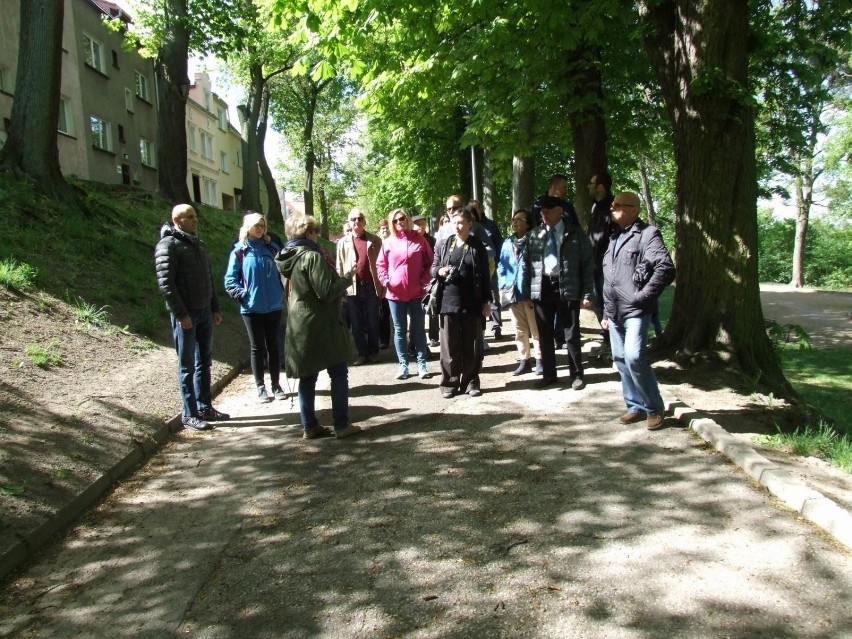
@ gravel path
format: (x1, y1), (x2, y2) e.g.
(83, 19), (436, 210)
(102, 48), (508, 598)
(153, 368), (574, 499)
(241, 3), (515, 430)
(1, 340), (850, 638)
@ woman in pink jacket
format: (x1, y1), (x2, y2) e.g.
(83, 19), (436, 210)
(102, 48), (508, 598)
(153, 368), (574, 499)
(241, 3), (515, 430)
(376, 208), (434, 380)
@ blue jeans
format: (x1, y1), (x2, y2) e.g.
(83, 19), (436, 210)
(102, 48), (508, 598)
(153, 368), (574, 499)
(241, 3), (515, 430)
(608, 315), (664, 414)
(298, 361), (349, 431)
(170, 307), (214, 419)
(388, 299), (428, 367)
(348, 284), (380, 357)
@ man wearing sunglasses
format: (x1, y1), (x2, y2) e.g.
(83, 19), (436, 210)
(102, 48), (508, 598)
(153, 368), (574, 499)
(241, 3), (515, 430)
(336, 208), (384, 365)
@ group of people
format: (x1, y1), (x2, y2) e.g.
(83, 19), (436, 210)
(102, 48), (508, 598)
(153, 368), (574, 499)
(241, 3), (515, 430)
(154, 174), (674, 438)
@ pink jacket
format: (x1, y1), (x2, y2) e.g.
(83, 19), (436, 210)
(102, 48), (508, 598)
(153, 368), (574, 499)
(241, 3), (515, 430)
(376, 231), (434, 302)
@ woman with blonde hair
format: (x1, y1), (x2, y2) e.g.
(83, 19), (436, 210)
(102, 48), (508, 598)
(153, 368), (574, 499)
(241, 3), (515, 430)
(224, 211), (286, 402)
(376, 208), (434, 379)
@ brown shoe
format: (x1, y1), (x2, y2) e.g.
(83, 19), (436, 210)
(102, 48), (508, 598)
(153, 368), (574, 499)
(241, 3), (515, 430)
(353, 356), (368, 366)
(303, 426), (333, 439)
(335, 424), (362, 439)
(619, 411), (644, 424)
(646, 413), (665, 430)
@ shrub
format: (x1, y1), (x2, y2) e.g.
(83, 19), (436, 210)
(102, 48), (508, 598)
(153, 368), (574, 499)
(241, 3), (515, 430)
(0, 258), (38, 291)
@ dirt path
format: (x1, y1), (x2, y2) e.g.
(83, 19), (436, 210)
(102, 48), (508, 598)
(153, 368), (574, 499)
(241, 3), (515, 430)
(759, 283), (852, 348)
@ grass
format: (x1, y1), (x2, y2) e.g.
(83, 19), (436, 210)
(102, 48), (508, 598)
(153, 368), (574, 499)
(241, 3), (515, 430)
(759, 421), (852, 473)
(25, 340), (63, 369)
(0, 257), (38, 291)
(70, 297), (112, 329)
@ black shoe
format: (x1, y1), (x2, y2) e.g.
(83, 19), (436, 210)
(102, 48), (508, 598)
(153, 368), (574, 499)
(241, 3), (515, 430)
(380, 342), (390, 350)
(198, 407), (230, 421)
(535, 359), (544, 375)
(182, 416), (212, 431)
(534, 376), (557, 389)
(493, 327), (502, 340)
(512, 359), (531, 376)
(571, 376), (586, 390)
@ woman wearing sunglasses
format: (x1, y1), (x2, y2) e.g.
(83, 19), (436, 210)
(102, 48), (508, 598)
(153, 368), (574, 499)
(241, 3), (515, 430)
(376, 208), (435, 380)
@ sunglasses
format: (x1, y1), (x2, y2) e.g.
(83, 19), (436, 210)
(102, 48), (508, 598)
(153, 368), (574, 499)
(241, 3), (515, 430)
(393, 217), (406, 223)
(446, 205), (461, 212)
(349, 216), (365, 222)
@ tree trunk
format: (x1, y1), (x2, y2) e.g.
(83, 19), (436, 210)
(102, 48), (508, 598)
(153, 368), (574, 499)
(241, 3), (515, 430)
(154, 0), (191, 204)
(639, 156), (657, 226)
(257, 86), (282, 223)
(301, 85), (318, 219)
(318, 186), (329, 239)
(238, 63), (265, 212)
(453, 106), (470, 199)
(0, 0), (68, 199)
(790, 145), (815, 288)
(638, 0), (793, 396)
(512, 116), (536, 213)
(482, 147), (496, 221)
(567, 47), (608, 230)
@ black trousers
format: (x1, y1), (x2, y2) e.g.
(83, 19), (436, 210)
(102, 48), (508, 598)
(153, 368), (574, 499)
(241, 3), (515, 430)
(438, 312), (484, 392)
(533, 277), (583, 380)
(242, 310), (282, 388)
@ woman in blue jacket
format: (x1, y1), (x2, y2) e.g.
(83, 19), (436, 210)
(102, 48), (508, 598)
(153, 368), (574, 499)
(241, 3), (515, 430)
(225, 212), (286, 402)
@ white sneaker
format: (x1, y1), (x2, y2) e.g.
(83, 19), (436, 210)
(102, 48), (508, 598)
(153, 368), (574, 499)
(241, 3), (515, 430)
(418, 363), (428, 379)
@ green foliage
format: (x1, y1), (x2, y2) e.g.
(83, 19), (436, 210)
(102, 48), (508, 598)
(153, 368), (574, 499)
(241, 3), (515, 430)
(759, 422), (852, 473)
(71, 298), (111, 330)
(0, 258), (38, 292)
(25, 340), (62, 369)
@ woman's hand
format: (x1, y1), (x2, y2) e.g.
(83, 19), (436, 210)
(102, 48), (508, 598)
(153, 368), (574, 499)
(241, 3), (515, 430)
(482, 302), (491, 318)
(438, 266), (450, 278)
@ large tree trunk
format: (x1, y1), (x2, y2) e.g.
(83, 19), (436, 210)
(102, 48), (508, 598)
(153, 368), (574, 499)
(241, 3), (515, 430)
(639, 156), (657, 226)
(256, 86), (281, 222)
(638, 0), (792, 396)
(155, 0), (191, 204)
(512, 116), (536, 213)
(568, 47), (608, 230)
(238, 63), (265, 212)
(0, 0), (68, 199)
(482, 147), (496, 221)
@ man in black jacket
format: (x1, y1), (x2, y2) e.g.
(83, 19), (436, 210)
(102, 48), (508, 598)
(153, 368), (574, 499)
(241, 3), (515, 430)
(588, 172), (615, 350)
(155, 204), (229, 431)
(601, 193), (675, 431)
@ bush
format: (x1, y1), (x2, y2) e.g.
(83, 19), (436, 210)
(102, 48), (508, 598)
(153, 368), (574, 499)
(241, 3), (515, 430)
(0, 258), (38, 291)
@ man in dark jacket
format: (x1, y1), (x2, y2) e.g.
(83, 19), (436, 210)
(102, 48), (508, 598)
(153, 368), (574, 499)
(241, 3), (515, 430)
(469, 199), (504, 339)
(155, 204), (229, 431)
(601, 193), (675, 431)
(524, 196), (594, 389)
(588, 172), (615, 349)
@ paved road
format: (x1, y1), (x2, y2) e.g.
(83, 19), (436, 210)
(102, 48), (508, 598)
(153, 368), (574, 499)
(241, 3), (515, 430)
(2, 341), (850, 638)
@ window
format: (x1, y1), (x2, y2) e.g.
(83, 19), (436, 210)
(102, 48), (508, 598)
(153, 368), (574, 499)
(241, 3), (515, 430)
(117, 124), (125, 143)
(82, 34), (106, 73)
(58, 97), (74, 135)
(0, 67), (12, 94)
(203, 89), (212, 112)
(203, 177), (217, 205)
(90, 115), (112, 151)
(188, 124), (197, 153)
(220, 151), (228, 172)
(125, 87), (134, 112)
(200, 131), (214, 160)
(140, 138), (154, 167)
(134, 71), (149, 102)
(111, 50), (119, 69)
(217, 108), (227, 130)
(235, 149), (242, 168)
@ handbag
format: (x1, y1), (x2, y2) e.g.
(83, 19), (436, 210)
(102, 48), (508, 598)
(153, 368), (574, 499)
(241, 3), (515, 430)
(499, 288), (516, 309)
(422, 277), (443, 317)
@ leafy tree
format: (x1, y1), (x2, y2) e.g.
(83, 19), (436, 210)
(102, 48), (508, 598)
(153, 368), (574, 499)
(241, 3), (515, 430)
(0, 0), (68, 199)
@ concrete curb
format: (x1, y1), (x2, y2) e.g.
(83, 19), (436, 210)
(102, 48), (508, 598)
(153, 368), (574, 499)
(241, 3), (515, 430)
(0, 361), (246, 583)
(664, 392), (852, 552)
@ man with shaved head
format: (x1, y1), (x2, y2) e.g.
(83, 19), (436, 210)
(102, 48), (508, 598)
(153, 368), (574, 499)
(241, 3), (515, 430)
(601, 192), (675, 431)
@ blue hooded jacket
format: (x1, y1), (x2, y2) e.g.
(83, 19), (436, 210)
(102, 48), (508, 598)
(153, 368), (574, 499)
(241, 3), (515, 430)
(224, 238), (285, 315)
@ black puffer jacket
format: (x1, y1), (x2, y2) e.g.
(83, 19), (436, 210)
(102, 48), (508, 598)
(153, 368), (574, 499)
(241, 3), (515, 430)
(602, 221), (675, 322)
(525, 222), (594, 303)
(154, 222), (220, 319)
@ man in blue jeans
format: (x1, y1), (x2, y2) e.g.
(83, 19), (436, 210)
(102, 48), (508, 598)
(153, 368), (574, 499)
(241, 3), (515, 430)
(601, 193), (675, 431)
(155, 204), (230, 431)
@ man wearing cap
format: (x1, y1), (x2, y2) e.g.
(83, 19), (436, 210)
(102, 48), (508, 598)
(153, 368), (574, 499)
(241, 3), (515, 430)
(602, 192), (675, 430)
(336, 208), (384, 365)
(524, 195), (593, 389)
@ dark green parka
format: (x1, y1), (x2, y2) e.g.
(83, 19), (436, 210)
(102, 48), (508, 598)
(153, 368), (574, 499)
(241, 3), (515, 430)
(276, 243), (356, 379)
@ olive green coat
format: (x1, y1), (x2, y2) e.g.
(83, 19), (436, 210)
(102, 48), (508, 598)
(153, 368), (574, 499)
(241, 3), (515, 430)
(276, 244), (356, 379)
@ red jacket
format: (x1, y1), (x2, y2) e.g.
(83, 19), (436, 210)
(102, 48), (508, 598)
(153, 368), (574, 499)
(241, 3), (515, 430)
(376, 231), (434, 302)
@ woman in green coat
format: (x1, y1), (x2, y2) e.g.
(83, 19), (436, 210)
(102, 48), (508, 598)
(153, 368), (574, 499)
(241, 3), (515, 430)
(276, 216), (361, 440)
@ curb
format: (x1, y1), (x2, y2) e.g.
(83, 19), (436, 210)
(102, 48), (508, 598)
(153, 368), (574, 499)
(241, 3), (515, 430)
(0, 360), (246, 583)
(664, 392), (852, 552)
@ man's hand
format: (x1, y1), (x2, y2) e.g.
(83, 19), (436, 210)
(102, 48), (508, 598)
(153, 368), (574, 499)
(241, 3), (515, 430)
(580, 298), (591, 309)
(213, 312), (222, 326)
(179, 316), (193, 330)
(482, 302), (491, 318)
(600, 319), (609, 330)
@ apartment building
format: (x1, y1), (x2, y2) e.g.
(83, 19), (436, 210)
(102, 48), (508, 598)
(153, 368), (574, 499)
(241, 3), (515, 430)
(0, 0), (159, 190)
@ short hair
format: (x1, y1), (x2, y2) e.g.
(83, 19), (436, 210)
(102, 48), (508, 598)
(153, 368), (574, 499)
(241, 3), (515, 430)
(285, 215), (318, 240)
(452, 207), (474, 225)
(239, 211), (266, 244)
(463, 203), (480, 221)
(548, 174), (568, 189)
(512, 208), (533, 228)
(594, 172), (613, 192)
(386, 208), (411, 232)
(171, 203), (195, 221)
